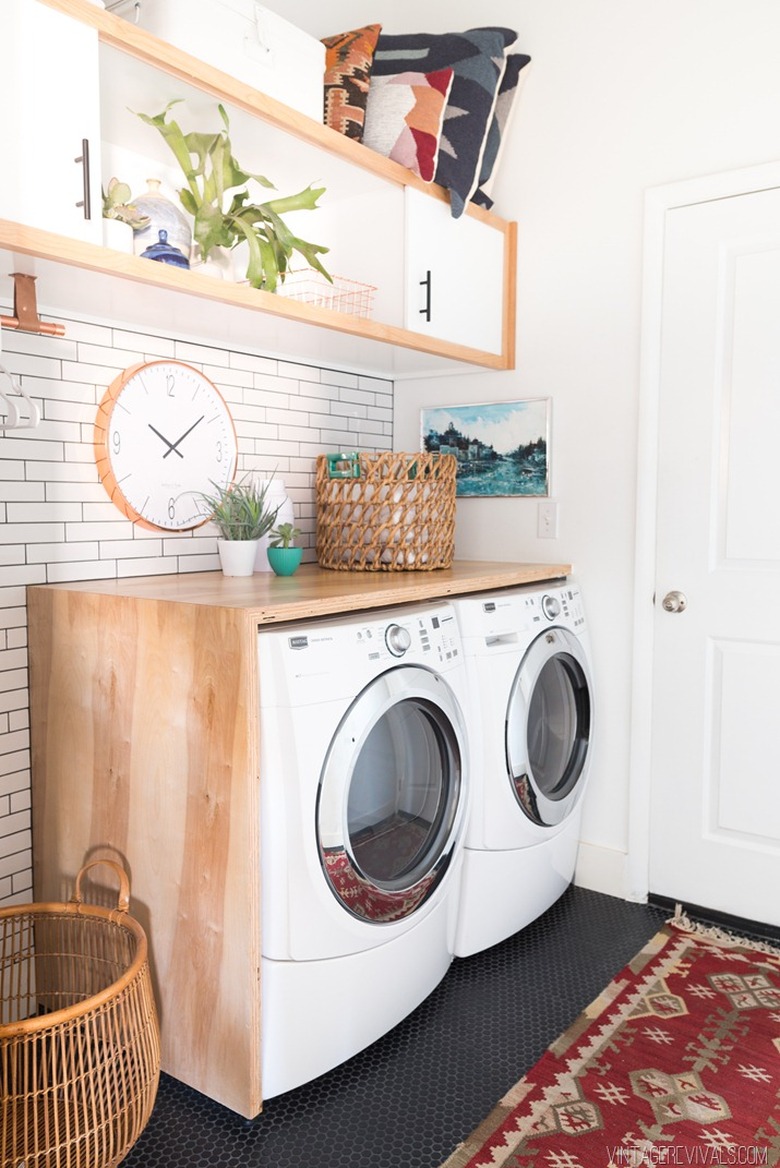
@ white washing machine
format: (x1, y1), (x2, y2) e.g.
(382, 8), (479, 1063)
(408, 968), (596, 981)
(257, 602), (470, 1098)
(452, 580), (593, 957)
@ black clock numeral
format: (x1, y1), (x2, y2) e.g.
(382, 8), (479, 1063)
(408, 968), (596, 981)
(168, 497), (176, 521)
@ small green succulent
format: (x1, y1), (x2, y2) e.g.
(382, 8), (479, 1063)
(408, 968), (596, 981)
(269, 522), (302, 549)
(101, 178), (151, 229)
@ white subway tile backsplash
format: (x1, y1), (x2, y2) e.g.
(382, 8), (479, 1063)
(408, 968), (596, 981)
(0, 310), (393, 903)
(3, 521), (68, 541)
(277, 360), (323, 383)
(0, 652), (28, 678)
(0, 686), (25, 714)
(26, 542), (101, 564)
(0, 565), (47, 589)
(46, 560), (119, 584)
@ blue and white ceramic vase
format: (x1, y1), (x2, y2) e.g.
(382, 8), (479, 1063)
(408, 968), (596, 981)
(132, 178), (192, 267)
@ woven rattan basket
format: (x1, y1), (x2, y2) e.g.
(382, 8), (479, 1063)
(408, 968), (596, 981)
(316, 451), (457, 571)
(0, 860), (160, 1168)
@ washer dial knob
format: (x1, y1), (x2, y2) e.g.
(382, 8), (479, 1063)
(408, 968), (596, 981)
(385, 624), (412, 656)
(542, 594), (561, 620)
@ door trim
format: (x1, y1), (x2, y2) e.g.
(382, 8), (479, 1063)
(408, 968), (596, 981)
(628, 159), (780, 903)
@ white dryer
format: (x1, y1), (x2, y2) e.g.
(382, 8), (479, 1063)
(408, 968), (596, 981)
(257, 602), (469, 1098)
(452, 580), (593, 957)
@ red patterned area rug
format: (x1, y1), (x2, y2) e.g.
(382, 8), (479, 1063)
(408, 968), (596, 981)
(443, 914), (780, 1168)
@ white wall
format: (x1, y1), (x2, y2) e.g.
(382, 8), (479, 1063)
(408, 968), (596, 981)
(273, 0), (780, 897)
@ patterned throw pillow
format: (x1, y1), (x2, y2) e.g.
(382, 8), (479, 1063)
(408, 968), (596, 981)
(473, 53), (532, 209)
(322, 24), (382, 142)
(372, 27), (518, 217)
(363, 69), (454, 182)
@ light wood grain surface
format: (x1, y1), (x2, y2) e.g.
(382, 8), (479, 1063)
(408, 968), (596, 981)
(28, 561), (569, 1116)
(33, 560), (571, 621)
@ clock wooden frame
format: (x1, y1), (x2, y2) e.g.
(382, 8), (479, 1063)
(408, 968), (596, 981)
(94, 359), (238, 532)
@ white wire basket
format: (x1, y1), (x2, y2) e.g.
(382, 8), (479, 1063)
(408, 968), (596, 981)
(277, 270), (377, 319)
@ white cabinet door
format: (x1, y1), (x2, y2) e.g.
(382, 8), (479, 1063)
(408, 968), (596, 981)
(404, 188), (505, 355)
(0, 0), (102, 243)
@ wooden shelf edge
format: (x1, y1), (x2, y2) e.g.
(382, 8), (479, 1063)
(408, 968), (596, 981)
(0, 220), (514, 370)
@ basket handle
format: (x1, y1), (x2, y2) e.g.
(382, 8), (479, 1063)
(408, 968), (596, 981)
(70, 859), (131, 913)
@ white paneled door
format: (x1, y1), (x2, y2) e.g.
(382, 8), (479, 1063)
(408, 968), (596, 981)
(647, 182), (780, 926)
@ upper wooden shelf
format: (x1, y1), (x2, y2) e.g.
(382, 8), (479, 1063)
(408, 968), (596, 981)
(3, 0), (516, 377)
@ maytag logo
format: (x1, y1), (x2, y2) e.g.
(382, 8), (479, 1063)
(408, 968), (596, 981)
(288, 635), (309, 650)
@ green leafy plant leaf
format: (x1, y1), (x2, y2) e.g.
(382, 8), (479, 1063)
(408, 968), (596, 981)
(135, 100), (331, 291)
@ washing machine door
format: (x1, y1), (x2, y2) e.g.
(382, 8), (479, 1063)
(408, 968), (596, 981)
(505, 627), (592, 827)
(317, 665), (466, 923)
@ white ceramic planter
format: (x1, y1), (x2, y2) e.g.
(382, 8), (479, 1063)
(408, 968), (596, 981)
(217, 538), (260, 576)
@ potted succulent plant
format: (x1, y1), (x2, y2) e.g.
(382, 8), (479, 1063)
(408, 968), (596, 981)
(266, 522), (303, 576)
(101, 177), (150, 252)
(136, 100), (332, 291)
(197, 474), (281, 576)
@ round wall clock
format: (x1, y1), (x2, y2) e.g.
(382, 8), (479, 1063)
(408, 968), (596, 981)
(94, 359), (238, 532)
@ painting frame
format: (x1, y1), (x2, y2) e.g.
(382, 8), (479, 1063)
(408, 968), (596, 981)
(420, 398), (551, 498)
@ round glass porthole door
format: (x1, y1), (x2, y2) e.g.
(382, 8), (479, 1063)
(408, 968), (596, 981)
(317, 666), (466, 923)
(505, 628), (592, 827)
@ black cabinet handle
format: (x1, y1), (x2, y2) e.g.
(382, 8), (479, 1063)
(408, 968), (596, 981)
(75, 138), (91, 220)
(419, 269), (432, 323)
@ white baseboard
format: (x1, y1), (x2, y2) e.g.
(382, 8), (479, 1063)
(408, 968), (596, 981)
(574, 841), (640, 901)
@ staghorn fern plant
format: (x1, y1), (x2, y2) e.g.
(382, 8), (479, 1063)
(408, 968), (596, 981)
(135, 100), (331, 292)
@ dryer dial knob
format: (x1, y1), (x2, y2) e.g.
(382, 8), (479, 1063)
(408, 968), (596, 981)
(542, 594), (561, 620)
(385, 623), (412, 656)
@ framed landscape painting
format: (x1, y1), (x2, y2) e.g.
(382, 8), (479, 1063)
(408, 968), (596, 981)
(421, 399), (550, 497)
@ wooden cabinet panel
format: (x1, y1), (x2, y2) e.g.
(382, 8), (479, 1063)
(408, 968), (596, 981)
(28, 588), (262, 1118)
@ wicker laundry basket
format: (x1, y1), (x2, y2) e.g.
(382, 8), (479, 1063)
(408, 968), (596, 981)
(0, 860), (160, 1168)
(316, 451), (457, 571)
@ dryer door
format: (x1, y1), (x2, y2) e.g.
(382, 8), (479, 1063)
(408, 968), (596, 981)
(317, 665), (466, 923)
(505, 627), (592, 827)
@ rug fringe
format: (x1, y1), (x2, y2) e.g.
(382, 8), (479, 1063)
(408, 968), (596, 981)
(667, 903), (780, 956)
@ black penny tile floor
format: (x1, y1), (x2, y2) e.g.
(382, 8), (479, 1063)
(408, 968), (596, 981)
(122, 886), (669, 1168)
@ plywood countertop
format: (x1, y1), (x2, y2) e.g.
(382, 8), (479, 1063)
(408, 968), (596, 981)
(32, 560), (571, 623)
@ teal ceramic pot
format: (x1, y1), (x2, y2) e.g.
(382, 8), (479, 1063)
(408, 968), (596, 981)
(267, 547), (303, 576)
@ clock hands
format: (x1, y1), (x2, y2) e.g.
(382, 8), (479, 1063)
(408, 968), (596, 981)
(163, 415), (205, 459)
(148, 423), (183, 459)
(147, 415), (205, 459)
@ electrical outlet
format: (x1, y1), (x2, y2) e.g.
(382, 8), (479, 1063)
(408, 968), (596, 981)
(538, 500), (559, 539)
